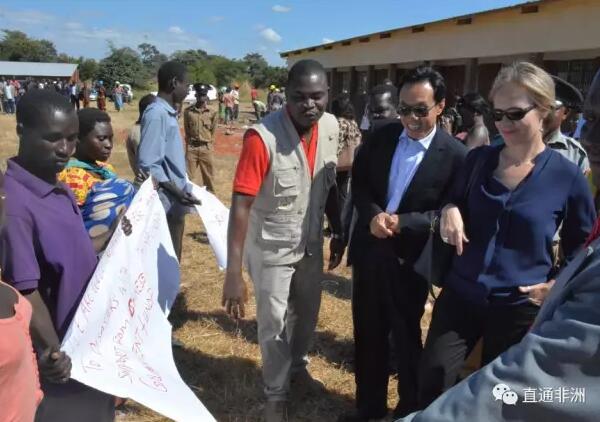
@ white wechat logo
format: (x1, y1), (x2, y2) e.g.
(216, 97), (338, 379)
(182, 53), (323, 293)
(502, 390), (519, 405)
(492, 383), (519, 405)
(492, 384), (511, 400)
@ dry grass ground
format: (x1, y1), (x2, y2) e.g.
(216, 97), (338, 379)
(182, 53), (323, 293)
(0, 99), (437, 422)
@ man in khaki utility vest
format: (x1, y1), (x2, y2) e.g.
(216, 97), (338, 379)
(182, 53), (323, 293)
(223, 59), (345, 422)
(184, 83), (218, 192)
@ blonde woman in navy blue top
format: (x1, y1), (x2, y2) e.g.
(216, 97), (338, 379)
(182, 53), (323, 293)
(417, 62), (597, 408)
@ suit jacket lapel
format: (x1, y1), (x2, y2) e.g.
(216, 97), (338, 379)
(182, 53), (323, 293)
(398, 129), (446, 208)
(377, 124), (404, 200)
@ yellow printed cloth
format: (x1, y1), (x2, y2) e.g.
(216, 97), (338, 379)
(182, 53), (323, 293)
(58, 161), (116, 206)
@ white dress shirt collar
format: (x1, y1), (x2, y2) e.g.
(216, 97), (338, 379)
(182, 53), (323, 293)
(399, 125), (437, 150)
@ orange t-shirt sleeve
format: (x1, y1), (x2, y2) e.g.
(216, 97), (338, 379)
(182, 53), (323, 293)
(233, 129), (270, 196)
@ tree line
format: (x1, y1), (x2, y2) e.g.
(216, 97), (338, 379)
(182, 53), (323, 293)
(0, 30), (287, 89)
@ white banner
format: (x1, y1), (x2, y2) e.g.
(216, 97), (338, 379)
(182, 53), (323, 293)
(190, 183), (229, 270)
(62, 180), (215, 422)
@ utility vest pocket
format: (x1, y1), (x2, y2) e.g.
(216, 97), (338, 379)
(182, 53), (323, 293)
(260, 213), (302, 244)
(273, 167), (300, 211)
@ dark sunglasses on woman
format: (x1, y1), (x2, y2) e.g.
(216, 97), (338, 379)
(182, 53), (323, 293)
(492, 104), (536, 122)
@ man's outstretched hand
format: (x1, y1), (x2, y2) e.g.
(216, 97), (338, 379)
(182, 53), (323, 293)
(179, 191), (201, 207)
(222, 271), (249, 320)
(159, 182), (202, 207)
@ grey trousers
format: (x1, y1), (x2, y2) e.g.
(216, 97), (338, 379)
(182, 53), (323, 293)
(246, 252), (323, 402)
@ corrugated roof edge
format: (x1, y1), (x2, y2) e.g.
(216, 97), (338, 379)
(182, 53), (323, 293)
(0, 61), (78, 77)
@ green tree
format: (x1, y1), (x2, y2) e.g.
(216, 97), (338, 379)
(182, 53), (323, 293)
(188, 61), (217, 86)
(138, 43), (167, 75)
(78, 57), (99, 81)
(0, 30), (58, 62)
(56, 53), (76, 63)
(243, 52), (269, 87)
(264, 66), (287, 88)
(98, 45), (145, 88)
(170, 49), (209, 67)
(0, 29), (284, 90)
(210, 55), (246, 88)
(138, 43), (159, 65)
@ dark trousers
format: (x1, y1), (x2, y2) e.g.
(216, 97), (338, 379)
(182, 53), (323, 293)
(224, 107), (234, 124)
(418, 287), (540, 408)
(352, 238), (429, 418)
(70, 94), (80, 110)
(336, 171), (350, 209)
(253, 103), (265, 121)
(336, 170), (351, 232)
(4, 98), (15, 114)
(35, 379), (115, 422)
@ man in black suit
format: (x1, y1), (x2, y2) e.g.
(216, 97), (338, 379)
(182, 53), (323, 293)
(341, 66), (467, 421)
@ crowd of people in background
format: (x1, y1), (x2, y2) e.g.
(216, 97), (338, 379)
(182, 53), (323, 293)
(0, 77), (20, 114)
(0, 76), (134, 115)
(3, 54), (600, 422)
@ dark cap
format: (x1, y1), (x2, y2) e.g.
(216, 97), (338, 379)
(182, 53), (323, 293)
(551, 75), (583, 111)
(193, 83), (210, 95)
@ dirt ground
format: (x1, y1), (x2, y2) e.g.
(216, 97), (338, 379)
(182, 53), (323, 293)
(0, 100), (435, 422)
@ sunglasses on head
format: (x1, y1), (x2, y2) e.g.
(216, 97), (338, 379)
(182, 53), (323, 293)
(492, 104), (536, 122)
(398, 103), (437, 118)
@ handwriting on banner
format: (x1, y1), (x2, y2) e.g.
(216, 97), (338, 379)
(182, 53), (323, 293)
(71, 212), (166, 392)
(62, 179), (215, 422)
